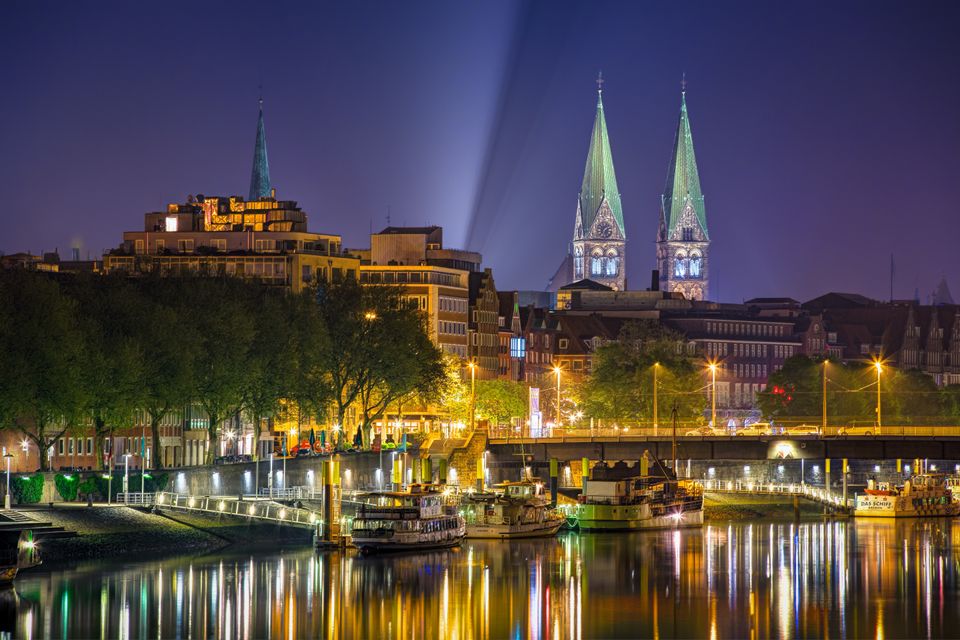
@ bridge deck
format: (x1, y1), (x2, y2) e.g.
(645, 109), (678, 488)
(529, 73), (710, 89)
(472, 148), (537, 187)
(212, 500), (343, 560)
(703, 479), (852, 512)
(155, 492), (321, 529)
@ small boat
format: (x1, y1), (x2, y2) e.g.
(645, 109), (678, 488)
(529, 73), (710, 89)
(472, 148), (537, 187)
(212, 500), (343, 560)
(575, 452), (704, 532)
(351, 484), (465, 554)
(461, 480), (564, 539)
(854, 475), (959, 518)
(0, 530), (41, 585)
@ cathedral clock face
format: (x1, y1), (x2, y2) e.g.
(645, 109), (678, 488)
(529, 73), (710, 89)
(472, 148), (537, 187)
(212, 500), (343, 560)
(596, 222), (613, 238)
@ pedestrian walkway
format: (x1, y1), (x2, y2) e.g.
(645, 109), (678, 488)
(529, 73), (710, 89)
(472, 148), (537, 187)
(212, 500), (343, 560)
(702, 479), (852, 513)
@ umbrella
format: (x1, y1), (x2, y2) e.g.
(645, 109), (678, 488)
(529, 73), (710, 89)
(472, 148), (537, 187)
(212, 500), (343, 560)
(399, 433), (408, 452)
(309, 428), (316, 449)
(353, 426), (363, 449)
(319, 430), (326, 449)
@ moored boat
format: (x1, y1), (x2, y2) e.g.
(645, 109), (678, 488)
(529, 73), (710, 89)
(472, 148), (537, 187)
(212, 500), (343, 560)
(351, 484), (465, 554)
(461, 480), (564, 539)
(854, 474), (959, 518)
(575, 452), (703, 531)
(0, 530), (41, 586)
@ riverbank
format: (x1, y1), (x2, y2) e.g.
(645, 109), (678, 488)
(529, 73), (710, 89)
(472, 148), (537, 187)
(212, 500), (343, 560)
(704, 493), (828, 520)
(17, 504), (312, 565)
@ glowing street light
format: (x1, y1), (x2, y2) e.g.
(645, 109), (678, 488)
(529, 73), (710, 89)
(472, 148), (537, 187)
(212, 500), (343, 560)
(468, 361), (477, 433)
(652, 362), (660, 436)
(706, 361), (718, 428)
(553, 364), (563, 428)
(873, 358), (883, 434)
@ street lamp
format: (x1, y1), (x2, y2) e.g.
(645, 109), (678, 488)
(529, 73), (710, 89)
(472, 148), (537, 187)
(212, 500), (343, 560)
(123, 453), (131, 505)
(707, 361), (718, 429)
(468, 361), (477, 434)
(652, 363), (660, 436)
(4, 452), (13, 510)
(873, 358), (883, 434)
(553, 365), (562, 428)
(821, 359), (828, 435)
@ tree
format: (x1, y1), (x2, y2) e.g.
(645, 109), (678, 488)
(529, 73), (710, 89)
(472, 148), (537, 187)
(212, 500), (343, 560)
(580, 321), (705, 425)
(355, 293), (445, 443)
(182, 278), (256, 464)
(0, 271), (87, 470)
(757, 355), (821, 422)
(243, 287), (302, 460)
(473, 379), (528, 426)
(133, 277), (199, 469)
(67, 274), (145, 469)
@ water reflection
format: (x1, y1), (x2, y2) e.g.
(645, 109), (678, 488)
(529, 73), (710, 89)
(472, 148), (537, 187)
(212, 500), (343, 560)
(8, 519), (959, 638)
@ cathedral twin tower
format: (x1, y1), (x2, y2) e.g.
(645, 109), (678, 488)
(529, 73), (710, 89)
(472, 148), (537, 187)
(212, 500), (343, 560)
(563, 79), (710, 301)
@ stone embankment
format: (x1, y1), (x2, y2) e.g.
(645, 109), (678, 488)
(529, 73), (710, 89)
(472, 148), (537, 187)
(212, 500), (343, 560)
(17, 504), (310, 564)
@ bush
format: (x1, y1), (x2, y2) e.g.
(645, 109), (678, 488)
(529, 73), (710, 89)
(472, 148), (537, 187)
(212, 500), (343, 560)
(77, 477), (98, 500)
(54, 474), (79, 501)
(11, 474), (44, 504)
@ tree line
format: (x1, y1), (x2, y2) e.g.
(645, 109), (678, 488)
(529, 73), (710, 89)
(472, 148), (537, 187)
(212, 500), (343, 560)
(758, 355), (960, 426)
(0, 270), (445, 470)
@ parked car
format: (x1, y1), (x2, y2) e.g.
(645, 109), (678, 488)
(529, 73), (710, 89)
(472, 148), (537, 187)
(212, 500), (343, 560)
(787, 424), (821, 437)
(684, 426), (725, 437)
(836, 426), (875, 436)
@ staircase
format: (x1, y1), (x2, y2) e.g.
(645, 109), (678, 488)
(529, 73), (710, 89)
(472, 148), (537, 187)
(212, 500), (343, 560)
(0, 510), (78, 541)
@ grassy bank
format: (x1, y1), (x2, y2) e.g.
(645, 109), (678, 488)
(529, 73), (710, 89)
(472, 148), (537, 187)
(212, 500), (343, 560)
(704, 493), (827, 520)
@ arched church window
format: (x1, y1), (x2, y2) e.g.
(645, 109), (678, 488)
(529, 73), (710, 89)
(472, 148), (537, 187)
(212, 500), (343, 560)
(674, 252), (687, 279)
(605, 249), (619, 276)
(591, 251), (604, 277)
(682, 227), (694, 242)
(689, 252), (702, 278)
(574, 246), (584, 279)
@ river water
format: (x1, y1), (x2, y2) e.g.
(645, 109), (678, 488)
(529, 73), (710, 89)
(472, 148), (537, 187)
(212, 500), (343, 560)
(6, 519), (958, 639)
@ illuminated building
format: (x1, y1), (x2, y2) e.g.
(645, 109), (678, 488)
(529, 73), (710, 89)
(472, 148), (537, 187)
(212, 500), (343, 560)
(356, 226), (480, 359)
(468, 269), (500, 379)
(550, 76), (627, 292)
(657, 85), (711, 301)
(104, 101), (359, 292)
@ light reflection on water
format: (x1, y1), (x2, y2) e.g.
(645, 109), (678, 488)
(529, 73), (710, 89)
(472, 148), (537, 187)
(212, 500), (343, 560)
(5, 519), (959, 639)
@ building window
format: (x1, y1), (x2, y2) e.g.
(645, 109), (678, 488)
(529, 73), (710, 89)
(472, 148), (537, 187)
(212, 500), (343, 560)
(165, 216), (178, 232)
(135, 239), (144, 255)
(559, 338), (569, 350)
(682, 227), (694, 241)
(155, 239), (165, 253)
(211, 239), (226, 252)
(605, 250), (619, 276)
(87, 437), (93, 456)
(58, 438), (65, 456)
(674, 253), (687, 278)
(689, 252), (702, 278)
(591, 252), (604, 277)
(177, 239), (194, 253)
(574, 246), (584, 279)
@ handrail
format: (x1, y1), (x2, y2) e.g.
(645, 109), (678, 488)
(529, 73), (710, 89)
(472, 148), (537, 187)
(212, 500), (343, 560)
(154, 492), (322, 528)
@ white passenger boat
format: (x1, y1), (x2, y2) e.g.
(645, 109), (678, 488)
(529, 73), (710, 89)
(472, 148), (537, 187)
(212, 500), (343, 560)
(461, 480), (564, 539)
(351, 484), (465, 554)
(854, 474), (959, 518)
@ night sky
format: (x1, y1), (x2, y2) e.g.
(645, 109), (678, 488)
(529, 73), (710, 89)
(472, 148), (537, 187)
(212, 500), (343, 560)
(2, 1), (958, 303)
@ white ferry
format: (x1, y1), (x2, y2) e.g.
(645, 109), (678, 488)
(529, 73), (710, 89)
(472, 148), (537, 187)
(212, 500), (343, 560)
(574, 453), (704, 532)
(854, 474), (959, 518)
(351, 484), (465, 554)
(461, 480), (564, 539)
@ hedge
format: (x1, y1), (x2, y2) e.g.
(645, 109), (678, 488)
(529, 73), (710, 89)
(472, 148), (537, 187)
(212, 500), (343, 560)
(11, 474), (44, 504)
(54, 473), (80, 501)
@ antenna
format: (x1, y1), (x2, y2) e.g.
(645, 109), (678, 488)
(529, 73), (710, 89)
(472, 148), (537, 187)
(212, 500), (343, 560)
(681, 72), (687, 93)
(386, 205), (391, 227)
(596, 70), (604, 93)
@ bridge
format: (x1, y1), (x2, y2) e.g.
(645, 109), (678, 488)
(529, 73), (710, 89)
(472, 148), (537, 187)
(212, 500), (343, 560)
(152, 492), (324, 529)
(486, 428), (960, 462)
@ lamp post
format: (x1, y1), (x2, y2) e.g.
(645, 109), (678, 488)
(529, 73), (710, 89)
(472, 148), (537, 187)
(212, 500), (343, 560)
(874, 359), (883, 435)
(821, 359), (828, 436)
(653, 363), (659, 436)
(468, 362), (477, 434)
(553, 365), (562, 429)
(4, 452), (13, 510)
(707, 362), (718, 429)
(123, 454), (131, 505)
(268, 451), (274, 498)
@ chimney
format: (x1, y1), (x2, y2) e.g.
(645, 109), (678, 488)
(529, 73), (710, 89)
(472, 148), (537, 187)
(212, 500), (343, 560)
(270, 187), (277, 199)
(650, 269), (660, 292)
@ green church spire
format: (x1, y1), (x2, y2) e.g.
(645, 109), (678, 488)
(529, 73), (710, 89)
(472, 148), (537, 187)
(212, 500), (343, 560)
(578, 77), (625, 238)
(662, 90), (707, 239)
(248, 98), (271, 200)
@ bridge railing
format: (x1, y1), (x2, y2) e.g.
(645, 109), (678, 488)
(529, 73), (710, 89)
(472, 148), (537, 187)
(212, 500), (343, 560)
(154, 492), (322, 528)
(702, 479), (852, 508)
(116, 492), (156, 506)
(488, 425), (960, 441)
